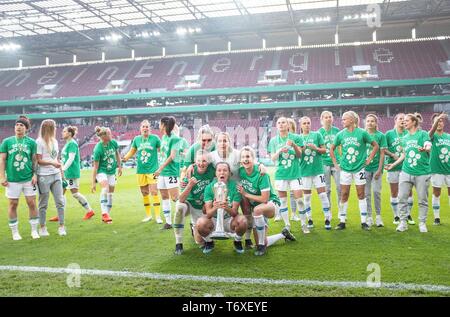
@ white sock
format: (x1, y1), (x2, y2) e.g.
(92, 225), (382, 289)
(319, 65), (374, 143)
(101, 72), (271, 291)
(9, 219), (18, 233)
(234, 235), (242, 242)
(107, 193), (113, 213)
(318, 192), (331, 220)
(407, 197), (413, 215)
(296, 197), (307, 225)
(254, 215), (266, 246)
(279, 197), (290, 228)
(73, 192), (91, 211)
(174, 202), (187, 244)
(267, 233), (284, 247)
(29, 217), (39, 232)
(289, 193), (297, 216)
(432, 195), (440, 219)
(359, 199), (368, 223)
(390, 197), (399, 217)
(339, 201), (348, 223)
(100, 188), (108, 214)
(162, 199), (172, 225)
(304, 194), (312, 220)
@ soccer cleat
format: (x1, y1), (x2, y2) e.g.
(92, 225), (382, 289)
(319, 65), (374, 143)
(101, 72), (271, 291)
(361, 223), (371, 231)
(281, 228), (296, 241)
(396, 221), (408, 232)
(307, 219), (314, 229)
(161, 223), (172, 230)
(366, 217), (374, 227)
(141, 216), (152, 223)
(335, 222), (346, 230)
(324, 219), (331, 230)
(31, 230), (40, 240)
(12, 232), (22, 241)
(83, 210), (95, 220)
(245, 239), (254, 249)
(39, 227), (50, 237)
(376, 216), (384, 228)
(274, 215), (281, 222)
(407, 215), (416, 225)
(301, 224), (310, 234)
(58, 226), (67, 236)
(433, 218), (441, 226)
(49, 216), (59, 222)
(254, 244), (267, 256)
(156, 217), (163, 224)
(393, 216), (400, 225)
(102, 213), (113, 224)
(174, 243), (183, 255)
(233, 241), (244, 254)
(290, 214), (300, 222)
(419, 222), (428, 233)
(202, 241), (215, 254)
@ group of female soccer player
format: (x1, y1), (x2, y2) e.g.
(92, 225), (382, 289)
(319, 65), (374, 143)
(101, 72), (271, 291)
(0, 111), (448, 256)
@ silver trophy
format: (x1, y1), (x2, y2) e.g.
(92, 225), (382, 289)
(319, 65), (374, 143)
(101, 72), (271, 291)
(210, 181), (230, 240)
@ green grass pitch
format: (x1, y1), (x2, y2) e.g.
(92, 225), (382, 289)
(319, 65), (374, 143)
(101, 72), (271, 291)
(0, 168), (449, 296)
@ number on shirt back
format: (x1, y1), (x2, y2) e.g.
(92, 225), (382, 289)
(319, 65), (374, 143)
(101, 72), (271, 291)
(169, 177), (178, 184)
(359, 172), (366, 180)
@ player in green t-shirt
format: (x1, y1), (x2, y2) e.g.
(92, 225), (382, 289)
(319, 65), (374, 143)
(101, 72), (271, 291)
(386, 113), (432, 233)
(364, 114), (387, 228)
(196, 162), (247, 254)
(60, 126), (95, 221)
(330, 111), (379, 231)
(318, 111), (342, 214)
(173, 149), (216, 255)
(123, 120), (162, 223)
(91, 126), (122, 224)
(384, 113), (415, 225)
(237, 146), (296, 256)
(154, 116), (183, 230)
(268, 117), (304, 231)
(428, 113), (449, 225)
(0, 116), (40, 240)
(298, 116), (331, 231)
(180, 124), (215, 187)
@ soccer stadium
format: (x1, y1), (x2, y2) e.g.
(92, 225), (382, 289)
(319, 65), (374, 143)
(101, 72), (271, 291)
(0, 0), (449, 299)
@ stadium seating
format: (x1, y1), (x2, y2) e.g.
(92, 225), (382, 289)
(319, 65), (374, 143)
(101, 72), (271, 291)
(1, 40), (449, 101)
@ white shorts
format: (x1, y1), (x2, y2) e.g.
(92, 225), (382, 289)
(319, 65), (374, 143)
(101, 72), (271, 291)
(387, 171), (401, 184)
(66, 178), (80, 190)
(300, 174), (326, 190)
(185, 201), (204, 225)
(275, 179), (302, 191)
(157, 176), (179, 190)
(340, 169), (367, 186)
(96, 173), (116, 187)
(5, 181), (38, 199)
(431, 174), (450, 188)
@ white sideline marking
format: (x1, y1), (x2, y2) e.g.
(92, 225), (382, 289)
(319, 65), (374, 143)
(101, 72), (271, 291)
(1, 265), (449, 293)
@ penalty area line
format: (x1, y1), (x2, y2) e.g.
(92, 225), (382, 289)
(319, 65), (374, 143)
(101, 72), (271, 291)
(0, 265), (449, 293)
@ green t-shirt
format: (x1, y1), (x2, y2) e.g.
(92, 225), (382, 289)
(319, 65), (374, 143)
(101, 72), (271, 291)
(183, 142), (216, 168)
(159, 134), (181, 177)
(400, 130), (431, 176)
(268, 133), (304, 180)
(238, 164), (280, 207)
(430, 132), (449, 175)
(185, 164), (216, 209)
(131, 135), (160, 174)
(204, 179), (242, 218)
(333, 128), (374, 173)
(318, 126), (341, 166)
(365, 130), (387, 173)
(0, 136), (37, 183)
(385, 128), (407, 172)
(299, 132), (325, 177)
(61, 139), (80, 179)
(93, 139), (119, 175)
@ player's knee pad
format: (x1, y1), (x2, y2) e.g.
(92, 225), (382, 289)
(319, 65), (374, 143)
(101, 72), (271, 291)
(72, 192), (81, 199)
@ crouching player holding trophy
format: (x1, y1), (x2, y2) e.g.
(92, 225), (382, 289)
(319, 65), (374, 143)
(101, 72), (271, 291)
(196, 162), (247, 254)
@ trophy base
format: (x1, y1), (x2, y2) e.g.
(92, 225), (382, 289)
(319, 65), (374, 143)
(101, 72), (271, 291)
(210, 231), (230, 240)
